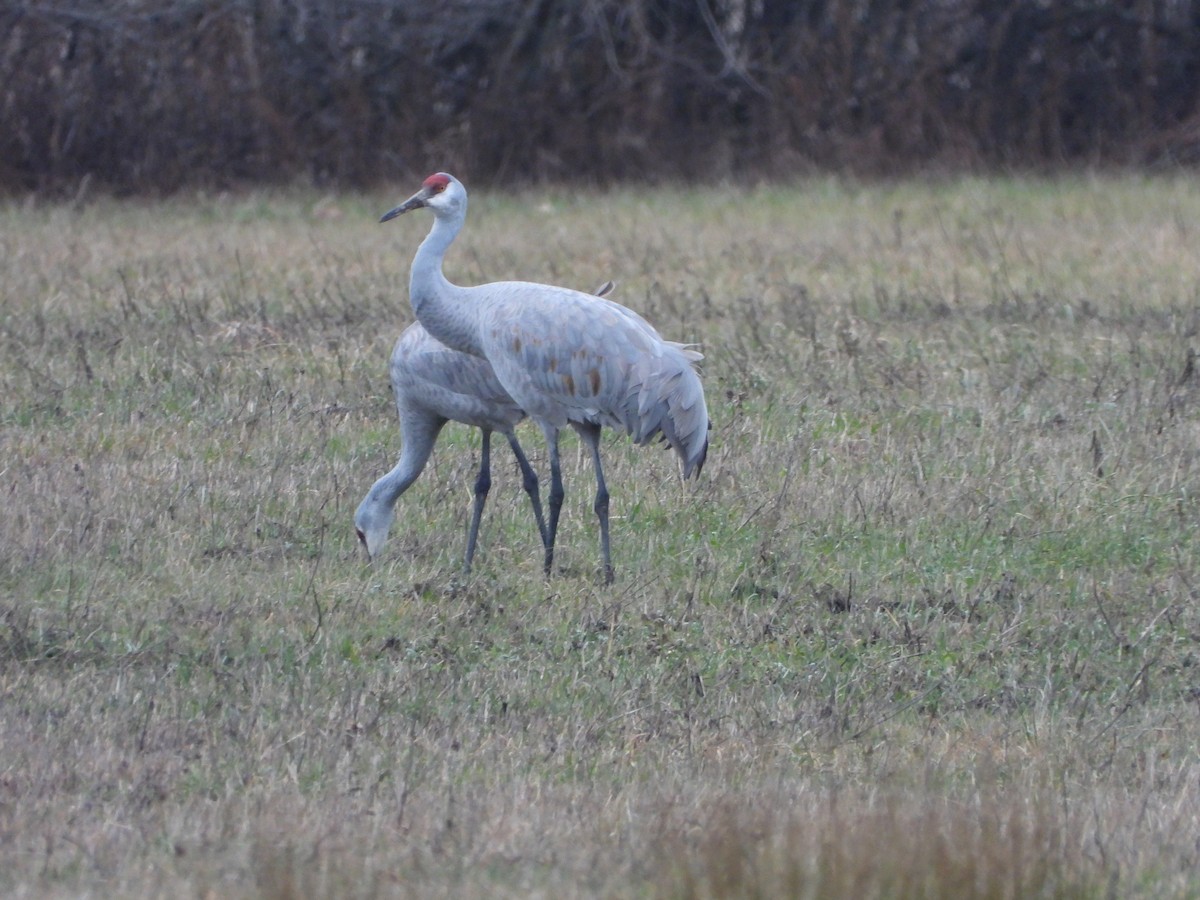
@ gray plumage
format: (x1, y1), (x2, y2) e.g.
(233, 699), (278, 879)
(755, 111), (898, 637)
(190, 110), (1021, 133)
(380, 172), (709, 582)
(353, 322), (547, 567)
(354, 281), (616, 567)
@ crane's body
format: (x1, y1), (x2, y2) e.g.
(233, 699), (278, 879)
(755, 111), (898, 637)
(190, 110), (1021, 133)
(380, 172), (709, 582)
(353, 321), (546, 567)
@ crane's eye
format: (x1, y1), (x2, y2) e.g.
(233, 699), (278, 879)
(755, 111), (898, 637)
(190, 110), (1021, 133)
(423, 174), (451, 194)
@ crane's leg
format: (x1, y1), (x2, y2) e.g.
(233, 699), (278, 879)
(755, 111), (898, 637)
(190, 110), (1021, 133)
(540, 422), (564, 577)
(464, 429), (493, 572)
(504, 431), (549, 552)
(575, 422), (613, 584)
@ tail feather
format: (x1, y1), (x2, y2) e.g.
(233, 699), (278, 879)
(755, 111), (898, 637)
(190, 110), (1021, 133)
(614, 345), (709, 478)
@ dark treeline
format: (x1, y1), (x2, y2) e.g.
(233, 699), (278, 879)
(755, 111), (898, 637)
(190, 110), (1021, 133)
(3, 0), (1200, 195)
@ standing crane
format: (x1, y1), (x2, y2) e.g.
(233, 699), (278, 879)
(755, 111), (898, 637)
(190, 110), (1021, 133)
(379, 172), (709, 583)
(354, 283), (616, 570)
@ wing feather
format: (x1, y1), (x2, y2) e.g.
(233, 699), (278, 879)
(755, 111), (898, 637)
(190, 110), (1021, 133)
(391, 323), (525, 431)
(472, 282), (709, 476)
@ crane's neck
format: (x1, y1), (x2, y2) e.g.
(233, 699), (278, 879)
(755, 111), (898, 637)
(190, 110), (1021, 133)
(409, 212), (484, 357)
(369, 414), (438, 509)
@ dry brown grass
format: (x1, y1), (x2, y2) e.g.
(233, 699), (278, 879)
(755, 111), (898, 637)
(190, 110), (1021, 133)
(2, 175), (1199, 897)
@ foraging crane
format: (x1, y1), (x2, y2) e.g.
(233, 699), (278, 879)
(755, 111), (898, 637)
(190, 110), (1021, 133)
(379, 172), (709, 583)
(354, 282), (616, 569)
(353, 323), (545, 568)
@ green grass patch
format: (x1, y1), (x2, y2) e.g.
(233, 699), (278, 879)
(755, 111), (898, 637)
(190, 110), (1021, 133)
(2, 176), (1199, 897)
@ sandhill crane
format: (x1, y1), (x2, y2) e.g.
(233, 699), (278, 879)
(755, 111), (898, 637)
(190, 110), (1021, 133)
(353, 323), (544, 568)
(354, 282), (616, 569)
(380, 172), (709, 583)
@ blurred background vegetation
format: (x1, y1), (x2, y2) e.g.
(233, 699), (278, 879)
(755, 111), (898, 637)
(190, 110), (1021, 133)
(3, 0), (1200, 196)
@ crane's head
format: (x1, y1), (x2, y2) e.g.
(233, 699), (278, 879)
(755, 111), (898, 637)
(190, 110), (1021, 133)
(353, 493), (395, 561)
(380, 172), (464, 223)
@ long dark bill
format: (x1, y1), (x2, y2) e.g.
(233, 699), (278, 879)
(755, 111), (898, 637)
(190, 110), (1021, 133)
(380, 192), (426, 223)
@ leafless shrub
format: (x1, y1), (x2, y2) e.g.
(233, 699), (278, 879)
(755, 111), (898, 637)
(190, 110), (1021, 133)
(3, 1), (1200, 195)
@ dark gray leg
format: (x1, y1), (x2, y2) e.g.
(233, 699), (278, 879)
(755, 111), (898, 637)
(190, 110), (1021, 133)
(541, 423), (563, 577)
(575, 423), (613, 584)
(465, 429), (493, 572)
(504, 431), (549, 551)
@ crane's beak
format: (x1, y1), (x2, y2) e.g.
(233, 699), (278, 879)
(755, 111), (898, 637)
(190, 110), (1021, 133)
(380, 190), (427, 223)
(355, 527), (374, 562)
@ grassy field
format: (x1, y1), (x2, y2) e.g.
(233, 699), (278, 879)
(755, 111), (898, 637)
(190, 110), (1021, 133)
(2, 173), (1199, 897)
